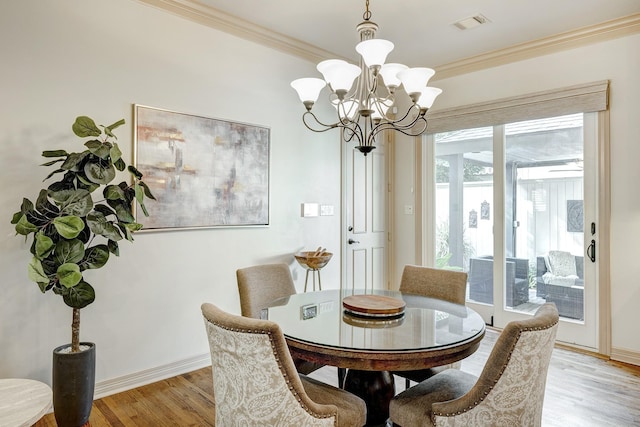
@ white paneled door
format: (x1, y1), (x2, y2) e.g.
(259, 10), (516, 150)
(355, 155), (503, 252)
(342, 135), (389, 293)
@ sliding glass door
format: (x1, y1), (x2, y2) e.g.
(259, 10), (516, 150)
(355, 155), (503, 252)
(430, 113), (598, 349)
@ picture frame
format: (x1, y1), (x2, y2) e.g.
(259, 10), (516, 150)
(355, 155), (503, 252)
(567, 200), (584, 232)
(133, 104), (270, 230)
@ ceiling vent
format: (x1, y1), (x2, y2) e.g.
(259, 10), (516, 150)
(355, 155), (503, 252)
(453, 14), (490, 30)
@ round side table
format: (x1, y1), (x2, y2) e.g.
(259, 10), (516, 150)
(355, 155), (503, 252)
(0, 378), (52, 427)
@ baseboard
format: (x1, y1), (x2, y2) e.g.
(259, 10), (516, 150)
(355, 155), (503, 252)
(611, 347), (640, 367)
(94, 353), (211, 399)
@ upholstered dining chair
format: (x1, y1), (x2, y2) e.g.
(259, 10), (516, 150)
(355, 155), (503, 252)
(202, 303), (367, 427)
(389, 302), (559, 427)
(236, 262), (326, 376)
(394, 265), (469, 388)
(237, 263), (297, 319)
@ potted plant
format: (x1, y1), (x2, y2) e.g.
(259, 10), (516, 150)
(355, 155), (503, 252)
(11, 116), (154, 427)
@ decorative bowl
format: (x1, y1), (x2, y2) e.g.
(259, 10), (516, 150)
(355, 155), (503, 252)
(294, 251), (333, 270)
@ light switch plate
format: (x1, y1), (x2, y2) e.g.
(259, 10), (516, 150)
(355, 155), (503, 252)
(302, 203), (319, 217)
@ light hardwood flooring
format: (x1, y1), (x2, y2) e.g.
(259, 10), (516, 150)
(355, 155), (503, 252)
(36, 329), (640, 426)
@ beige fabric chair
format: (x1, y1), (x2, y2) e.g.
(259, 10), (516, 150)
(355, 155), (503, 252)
(202, 303), (367, 427)
(389, 303), (559, 427)
(399, 265), (468, 305)
(236, 263), (325, 376)
(237, 263), (297, 319)
(394, 265), (469, 387)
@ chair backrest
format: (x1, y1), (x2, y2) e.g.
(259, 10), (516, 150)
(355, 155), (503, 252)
(201, 303), (337, 426)
(432, 302), (559, 426)
(399, 265), (468, 305)
(237, 263), (296, 318)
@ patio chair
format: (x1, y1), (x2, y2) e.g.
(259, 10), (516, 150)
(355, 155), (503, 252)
(393, 265), (468, 388)
(389, 302), (559, 427)
(202, 303), (367, 426)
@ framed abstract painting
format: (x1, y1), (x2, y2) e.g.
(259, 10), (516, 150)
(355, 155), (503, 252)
(133, 105), (270, 230)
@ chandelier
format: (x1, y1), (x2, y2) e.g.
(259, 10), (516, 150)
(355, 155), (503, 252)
(290, 0), (442, 155)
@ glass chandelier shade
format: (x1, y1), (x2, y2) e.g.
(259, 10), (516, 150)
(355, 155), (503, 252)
(290, 0), (441, 155)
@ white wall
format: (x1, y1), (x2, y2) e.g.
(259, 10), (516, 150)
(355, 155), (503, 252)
(0, 0), (342, 387)
(395, 32), (640, 361)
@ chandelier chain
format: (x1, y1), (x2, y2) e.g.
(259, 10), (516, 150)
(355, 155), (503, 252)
(363, 0), (372, 21)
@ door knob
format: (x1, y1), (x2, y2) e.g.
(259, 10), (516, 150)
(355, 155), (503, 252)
(348, 238), (360, 245)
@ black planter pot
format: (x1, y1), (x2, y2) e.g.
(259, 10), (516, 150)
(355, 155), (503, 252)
(52, 342), (96, 427)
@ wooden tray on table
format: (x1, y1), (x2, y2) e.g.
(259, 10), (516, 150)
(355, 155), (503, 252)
(342, 295), (406, 319)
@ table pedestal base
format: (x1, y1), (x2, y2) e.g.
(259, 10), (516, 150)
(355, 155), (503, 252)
(344, 369), (395, 426)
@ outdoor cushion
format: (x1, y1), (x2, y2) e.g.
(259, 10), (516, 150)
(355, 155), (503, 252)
(547, 251), (578, 277)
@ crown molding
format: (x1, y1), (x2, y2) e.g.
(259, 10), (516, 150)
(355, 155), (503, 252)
(434, 13), (640, 80)
(135, 0), (346, 63)
(136, 0), (639, 78)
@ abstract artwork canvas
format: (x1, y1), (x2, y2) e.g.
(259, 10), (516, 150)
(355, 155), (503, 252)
(134, 105), (270, 230)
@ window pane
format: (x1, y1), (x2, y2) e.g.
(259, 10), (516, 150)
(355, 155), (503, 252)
(506, 113), (584, 319)
(435, 127), (494, 304)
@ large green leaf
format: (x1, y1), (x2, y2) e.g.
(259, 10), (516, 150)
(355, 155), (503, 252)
(42, 150), (69, 158)
(50, 189), (93, 216)
(107, 240), (120, 256)
(87, 211), (122, 241)
(117, 223), (133, 242)
(54, 238), (85, 265)
(28, 257), (50, 292)
(114, 158), (126, 171)
(139, 181), (156, 200)
(128, 165), (143, 180)
(103, 184), (125, 201)
(93, 203), (116, 217)
(84, 160), (116, 185)
(15, 215), (38, 235)
(10, 211), (22, 224)
(109, 200), (135, 223)
(62, 280), (95, 309)
(52, 216), (85, 239)
(72, 116), (101, 138)
(20, 198), (34, 214)
(110, 142), (122, 163)
(85, 140), (110, 159)
(35, 189), (60, 217)
(61, 151), (89, 171)
(41, 158), (64, 167)
(35, 232), (55, 259)
(103, 119), (125, 140)
(81, 245), (110, 270)
(44, 168), (65, 181)
(57, 263), (82, 288)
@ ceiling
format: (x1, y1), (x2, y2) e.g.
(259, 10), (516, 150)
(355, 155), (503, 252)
(193, 0), (639, 69)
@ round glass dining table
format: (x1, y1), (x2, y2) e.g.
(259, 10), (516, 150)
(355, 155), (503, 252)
(266, 289), (485, 425)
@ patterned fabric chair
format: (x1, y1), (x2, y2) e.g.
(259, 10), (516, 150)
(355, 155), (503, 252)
(202, 303), (367, 427)
(393, 265), (468, 388)
(237, 263), (324, 375)
(389, 303), (559, 427)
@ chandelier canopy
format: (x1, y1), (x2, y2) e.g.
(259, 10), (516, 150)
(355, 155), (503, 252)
(291, 0), (442, 155)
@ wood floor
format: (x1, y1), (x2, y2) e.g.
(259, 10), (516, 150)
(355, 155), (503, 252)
(36, 329), (640, 426)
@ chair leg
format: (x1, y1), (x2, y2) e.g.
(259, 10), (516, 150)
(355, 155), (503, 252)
(405, 378), (410, 390)
(338, 367), (346, 389)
